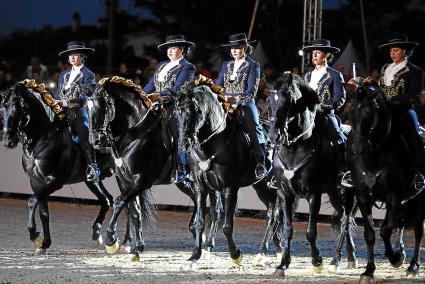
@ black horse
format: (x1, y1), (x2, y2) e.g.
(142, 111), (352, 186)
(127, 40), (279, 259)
(174, 82), (280, 266)
(0, 80), (149, 255)
(88, 77), (239, 262)
(267, 72), (357, 276)
(346, 82), (425, 282)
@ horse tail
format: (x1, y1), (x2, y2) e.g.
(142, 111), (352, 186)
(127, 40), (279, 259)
(139, 189), (157, 227)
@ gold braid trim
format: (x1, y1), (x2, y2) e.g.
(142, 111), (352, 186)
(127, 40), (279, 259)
(20, 79), (65, 120)
(194, 74), (234, 113)
(98, 76), (153, 109)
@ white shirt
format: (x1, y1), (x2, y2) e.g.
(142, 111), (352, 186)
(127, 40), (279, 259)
(64, 64), (84, 90)
(309, 65), (327, 91)
(157, 57), (183, 82)
(383, 60), (407, 86)
(230, 57), (246, 81)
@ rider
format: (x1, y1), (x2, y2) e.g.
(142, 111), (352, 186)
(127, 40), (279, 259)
(302, 39), (346, 166)
(216, 33), (267, 179)
(55, 41), (99, 181)
(143, 35), (195, 182)
(377, 35), (425, 175)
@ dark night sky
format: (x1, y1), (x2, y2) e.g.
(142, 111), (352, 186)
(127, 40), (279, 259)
(0, 0), (343, 38)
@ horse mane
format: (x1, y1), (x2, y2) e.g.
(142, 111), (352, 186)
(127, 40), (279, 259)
(19, 79), (65, 120)
(193, 85), (226, 132)
(97, 76), (153, 109)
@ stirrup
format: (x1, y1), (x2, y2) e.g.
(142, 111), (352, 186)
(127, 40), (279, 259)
(340, 170), (354, 188)
(401, 173), (425, 205)
(86, 165), (100, 181)
(255, 163), (267, 179)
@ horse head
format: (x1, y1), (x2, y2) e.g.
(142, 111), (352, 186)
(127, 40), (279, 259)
(175, 84), (226, 149)
(350, 83), (389, 156)
(268, 72), (318, 145)
(87, 84), (115, 150)
(2, 84), (30, 148)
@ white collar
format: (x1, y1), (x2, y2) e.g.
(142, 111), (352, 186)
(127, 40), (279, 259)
(71, 64), (84, 72)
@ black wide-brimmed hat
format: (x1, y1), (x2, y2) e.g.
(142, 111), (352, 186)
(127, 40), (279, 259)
(58, 41), (95, 57)
(157, 35), (195, 50)
(302, 39), (340, 53)
(220, 33), (256, 47)
(378, 35), (419, 51)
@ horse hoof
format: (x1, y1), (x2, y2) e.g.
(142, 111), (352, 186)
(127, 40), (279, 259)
(273, 268), (286, 277)
(34, 248), (46, 256)
(232, 252), (243, 265)
(276, 252), (283, 262)
(405, 270), (419, 279)
(359, 275), (373, 284)
(347, 260), (358, 269)
(190, 261), (198, 271)
(95, 236), (104, 248)
(105, 242), (119, 254)
(312, 262), (324, 273)
(119, 244), (132, 254)
(129, 254), (140, 262)
(252, 253), (263, 266)
(33, 235), (44, 249)
(391, 258), (404, 268)
(327, 264), (338, 274)
(201, 249), (212, 260)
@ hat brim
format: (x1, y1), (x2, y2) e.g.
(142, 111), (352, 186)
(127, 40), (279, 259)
(302, 45), (340, 53)
(378, 41), (418, 51)
(158, 41), (195, 50)
(59, 47), (95, 57)
(220, 39), (256, 47)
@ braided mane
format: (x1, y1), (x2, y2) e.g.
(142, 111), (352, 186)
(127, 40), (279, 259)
(98, 76), (153, 109)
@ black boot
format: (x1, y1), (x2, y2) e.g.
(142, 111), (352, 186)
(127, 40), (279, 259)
(175, 151), (188, 182)
(253, 143), (267, 179)
(84, 147), (100, 181)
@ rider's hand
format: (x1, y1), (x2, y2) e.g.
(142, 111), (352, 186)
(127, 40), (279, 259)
(226, 96), (238, 105)
(148, 93), (161, 102)
(55, 100), (64, 107)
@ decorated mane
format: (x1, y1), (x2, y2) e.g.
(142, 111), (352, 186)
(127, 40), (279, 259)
(194, 74), (234, 113)
(98, 76), (153, 109)
(20, 79), (66, 120)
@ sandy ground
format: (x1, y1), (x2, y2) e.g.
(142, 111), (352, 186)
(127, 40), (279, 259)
(0, 198), (424, 284)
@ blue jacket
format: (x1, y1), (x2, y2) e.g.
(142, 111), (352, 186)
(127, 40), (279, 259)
(143, 58), (195, 98)
(302, 66), (346, 110)
(55, 66), (96, 108)
(215, 56), (260, 100)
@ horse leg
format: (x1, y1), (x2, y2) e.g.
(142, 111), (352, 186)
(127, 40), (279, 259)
(380, 196), (403, 267)
(328, 187), (357, 271)
(204, 190), (222, 254)
(188, 183), (207, 262)
(344, 189), (357, 269)
(406, 219), (423, 277)
(105, 187), (139, 254)
(222, 186), (242, 264)
(357, 195), (376, 283)
(84, 181), (113, 247)
(252, 180), (279, 265)
(306, 193), (323, 272)
(274, 190), (295, 277)
(119, 207), (133, 254)
(27, 195), (43, 249)
(34, 197), (51, 255)
(127, 195), (144, 262)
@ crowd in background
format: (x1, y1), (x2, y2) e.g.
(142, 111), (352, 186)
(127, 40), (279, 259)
(2, 56), (425, 134)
